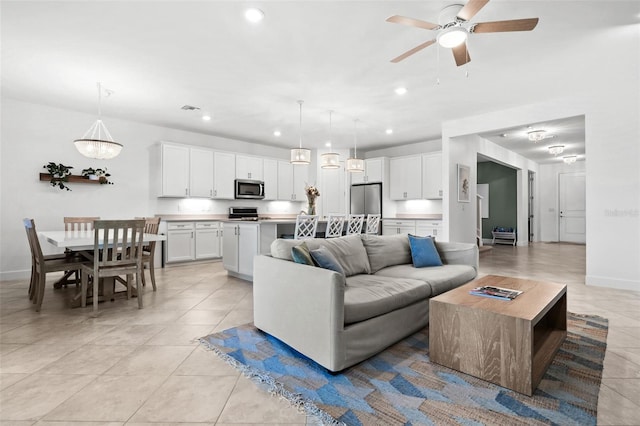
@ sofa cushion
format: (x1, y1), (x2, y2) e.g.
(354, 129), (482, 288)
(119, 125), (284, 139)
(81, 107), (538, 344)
(343, 274), (431, 324)
(361, 234), (412, 273)
(310, 247), (345, 276)
(271, 235), (370, 277)
(408, 235), (443, 267)
(291, 242), (315, 266)
(374, 264), (477, 296)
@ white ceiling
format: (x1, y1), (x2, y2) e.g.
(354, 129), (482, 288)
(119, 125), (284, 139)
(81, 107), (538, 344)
(2, 1), (638, 159)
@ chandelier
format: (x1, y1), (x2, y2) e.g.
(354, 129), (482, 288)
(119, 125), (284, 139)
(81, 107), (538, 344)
(548, 145), (564, 156)
(527, 129), (547, 142)
(321, 110), (340, 169)
(563, 155), (577, 164)
(290, 100), (311, 164)
(346, 119), (365, 173)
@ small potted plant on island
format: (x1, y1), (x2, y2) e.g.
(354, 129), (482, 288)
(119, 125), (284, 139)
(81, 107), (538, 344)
(43, 162), (73, 191)
(81, 167), (113, 184)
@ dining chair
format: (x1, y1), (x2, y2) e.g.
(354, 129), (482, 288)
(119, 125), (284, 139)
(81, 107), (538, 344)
(64, 216), (100, 231)
(136, 216), (161, 291)
(325, 214), (345, 238)
(23, 218), (90, 312)
(294, 215), (319, 240)
(365, 214), (381, 235)
(80, 219), (146, 317)
(346, 214), (365, 235)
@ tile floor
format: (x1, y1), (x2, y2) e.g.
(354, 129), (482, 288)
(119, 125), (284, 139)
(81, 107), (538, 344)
(0, 243), (639, 425)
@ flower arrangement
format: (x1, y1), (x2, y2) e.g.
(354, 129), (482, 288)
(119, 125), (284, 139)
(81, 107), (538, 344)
(305, 184), (320, 215)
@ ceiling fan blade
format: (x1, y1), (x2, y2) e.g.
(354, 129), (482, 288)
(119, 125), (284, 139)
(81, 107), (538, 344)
(452, 42), (471, 66)
(386, 15), (439, 30)
(472, 18), (539, 33)
(390, 40), (436, 63)
(457, 0), (489, 21)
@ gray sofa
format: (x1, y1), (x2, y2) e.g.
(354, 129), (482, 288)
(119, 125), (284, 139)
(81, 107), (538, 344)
(253, 233), (478, 372)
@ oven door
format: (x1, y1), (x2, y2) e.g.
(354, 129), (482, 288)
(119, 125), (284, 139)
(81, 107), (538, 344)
(234, 179), (265, 199)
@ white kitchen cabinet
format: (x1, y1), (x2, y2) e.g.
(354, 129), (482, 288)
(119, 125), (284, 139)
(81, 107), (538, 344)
(223, 222), (259, 279)
(422, 152), (443, 199)
(195, 222), (222, 259)
(382, 220), (416, 235)
(160, 144), (190, 197)
(277, 161), (309, 201)
(213, 151), (236, 199)
(351, 158), (384, 184)
(190, 147), (214, 198)
(236, 155), (264, 180)
(166, 222), (195, 262)
(415, 220), (443, 238)
(263, 159), (278, 200)
(389, 156), (422, 200)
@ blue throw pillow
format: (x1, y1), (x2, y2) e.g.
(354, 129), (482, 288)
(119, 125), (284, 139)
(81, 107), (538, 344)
(408, 234), (443, 268)
(291, 242), (315, 266)
(310, 246), (345, 276)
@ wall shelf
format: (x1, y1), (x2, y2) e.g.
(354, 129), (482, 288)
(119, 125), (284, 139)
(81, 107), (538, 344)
(39, 173), (102, 184)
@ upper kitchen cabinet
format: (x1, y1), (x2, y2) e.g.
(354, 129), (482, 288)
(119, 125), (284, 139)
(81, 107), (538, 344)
(422, 152), (443, 199)
(277, 161), (309, 201)
(263, 159), (278, 200)
(160, 143), (190, 197)
(236, 155), (264, 180)
(351, 157), (384, 184)
(190, 147), (214, 198)
(213, 151), (235, 199)
(389, 155), (422, 200)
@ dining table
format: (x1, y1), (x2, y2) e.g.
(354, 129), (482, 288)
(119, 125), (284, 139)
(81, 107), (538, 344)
(39, 229), (166, 307)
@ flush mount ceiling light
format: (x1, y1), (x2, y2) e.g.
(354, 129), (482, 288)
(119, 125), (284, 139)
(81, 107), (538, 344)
(244, 8), (264, 23)
(563, 155), (577, 164)
(527, 129), (548, 142)
(437, 25), (468, 48)
(290, 100), (311, 164)
(394, 87), (407, 95)
(548, 145), (565, 156)
(201, 113), (211, 121)
(346, 119), (365, 173)
(74, 82), (123, 160)
(273, 130), (281, 137)
(321, 110), (340, 169)
(386, 128), (393, 135)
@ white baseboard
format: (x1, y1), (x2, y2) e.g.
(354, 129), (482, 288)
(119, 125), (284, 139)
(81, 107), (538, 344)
(586, 275), (640, 292)
(1, 269), (31, 281)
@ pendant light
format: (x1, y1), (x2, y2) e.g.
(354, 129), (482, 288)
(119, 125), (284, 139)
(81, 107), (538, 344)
(321, 110), (340, 169)
(290, 100), (311, 164)
(346, 119), (365, 173)
(74, 82), (123, 159)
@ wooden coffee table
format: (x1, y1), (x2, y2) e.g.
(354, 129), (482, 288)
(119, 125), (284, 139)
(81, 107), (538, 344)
(429, 275), (567, 396)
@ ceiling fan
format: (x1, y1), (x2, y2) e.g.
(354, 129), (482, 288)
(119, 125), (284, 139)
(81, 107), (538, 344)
(386, 0), (539, 66)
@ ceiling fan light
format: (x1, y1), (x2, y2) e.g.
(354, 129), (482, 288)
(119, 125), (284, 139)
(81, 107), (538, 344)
(346, 157), (365, 173)
(527, 129), (547, 142)
(437, 26), (468, 48)
(548, 145), (565, 156)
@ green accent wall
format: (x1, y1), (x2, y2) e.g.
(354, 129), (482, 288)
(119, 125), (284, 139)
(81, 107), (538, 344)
(477, 162), (517, 240)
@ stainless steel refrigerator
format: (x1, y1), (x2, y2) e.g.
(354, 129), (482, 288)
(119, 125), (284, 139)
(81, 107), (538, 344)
(350, 183), (382, 216)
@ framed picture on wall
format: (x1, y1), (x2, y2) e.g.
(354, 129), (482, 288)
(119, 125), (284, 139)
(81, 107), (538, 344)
(457, 164), (470, 203)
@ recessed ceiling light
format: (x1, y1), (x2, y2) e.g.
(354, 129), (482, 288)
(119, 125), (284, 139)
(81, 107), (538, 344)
(245, 8), (264, 23)
(394, 87), (407, 95)
(273, 130), (281, 137)
(202, 114), (211, 121)
(500, 133), (508, 138)
(325, 142), (331, 147)
(386, 128), (393, 135)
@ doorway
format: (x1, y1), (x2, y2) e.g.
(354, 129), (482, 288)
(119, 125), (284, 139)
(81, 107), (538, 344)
(559, 172), (586, 243)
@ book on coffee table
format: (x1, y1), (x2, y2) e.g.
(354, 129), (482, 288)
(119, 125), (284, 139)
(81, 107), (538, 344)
(469, 285), (523, 301)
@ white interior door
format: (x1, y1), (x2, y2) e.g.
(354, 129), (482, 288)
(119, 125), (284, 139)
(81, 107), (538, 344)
(559, 172), (586, 243)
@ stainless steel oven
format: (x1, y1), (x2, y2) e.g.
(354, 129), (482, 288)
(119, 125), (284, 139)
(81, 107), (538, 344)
(234, 179), (265, 199)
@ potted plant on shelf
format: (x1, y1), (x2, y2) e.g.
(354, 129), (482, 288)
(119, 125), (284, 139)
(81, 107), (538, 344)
(81, 167), (112, 184)
(43, 162), (73, 191)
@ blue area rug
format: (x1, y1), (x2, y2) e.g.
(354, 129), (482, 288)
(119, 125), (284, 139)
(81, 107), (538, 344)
(200, 312), (608, 425)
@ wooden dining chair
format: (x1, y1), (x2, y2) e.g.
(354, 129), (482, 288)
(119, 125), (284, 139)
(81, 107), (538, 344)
(365, 214), (381, 235)
(23, 218), (90, 312)
(64, 216), (100, 231)
(80, 219), (146, 317)
(294, 215), (318, 240)
(136, 216), (161, 291)
(325, 214), (345, 238)
(346, 214), (365, 235)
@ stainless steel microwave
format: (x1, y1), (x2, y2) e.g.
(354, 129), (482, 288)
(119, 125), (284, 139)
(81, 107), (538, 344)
(234, 179), (265, 199)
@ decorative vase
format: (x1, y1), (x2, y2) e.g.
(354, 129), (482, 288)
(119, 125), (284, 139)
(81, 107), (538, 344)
(307, 200), (316, 215)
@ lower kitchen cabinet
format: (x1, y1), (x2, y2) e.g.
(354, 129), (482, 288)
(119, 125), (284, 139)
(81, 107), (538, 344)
(165, 221), (222, 263)
(195, 222), (223, 259)
(415, 221), (443, 238)
(223, 222), (259, 279)
(382, 220), (416, 235)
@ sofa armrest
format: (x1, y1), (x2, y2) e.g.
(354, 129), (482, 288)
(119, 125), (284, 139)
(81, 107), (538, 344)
(436, 241), (479, 272)
(253, 255), (346, 370)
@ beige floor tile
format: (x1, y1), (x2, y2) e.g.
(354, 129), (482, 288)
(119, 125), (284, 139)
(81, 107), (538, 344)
(173, 346), (240, 377)
(217, 376), (307, 424)
(602, 378), (640, 406)
(175, 309), (228, 325)
(129, 375), (238, 423)
(0, 343), (24, 356)
(35, 324), (115, 345)
(0, 373), (29, 390)
(147, 297), (204, 311)
(35, 422), (124, 426)
(121, 309), (186, 325)
(43, 375), (166, 422)
(144, 324), (214, 346)
(103, 345), (193, 376)
(0, 421), (37, 426)
(597, 384), (640, 425)
(94, 324), (165, 345)
(610, 347), (640, 366)
(0, 374), (95, 421)
(126, 423), (213, 426)
(0, 323), (55, 344)
(0, 343), (79, 374)
(37, 344), (137, 375)
(214, 309), (253, 332)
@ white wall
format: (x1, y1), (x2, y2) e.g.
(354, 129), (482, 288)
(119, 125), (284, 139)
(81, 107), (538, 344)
(0, 97), (304, 279)
(364, 139), (441, 159)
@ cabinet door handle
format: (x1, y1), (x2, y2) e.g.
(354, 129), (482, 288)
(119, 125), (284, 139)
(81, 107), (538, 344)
(210, 189), (213, 197)
(439, 189), (443, 196)
(191, 232), (194, 238)
(185, 188), (188, 196)
(214, 189), (217, 197)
